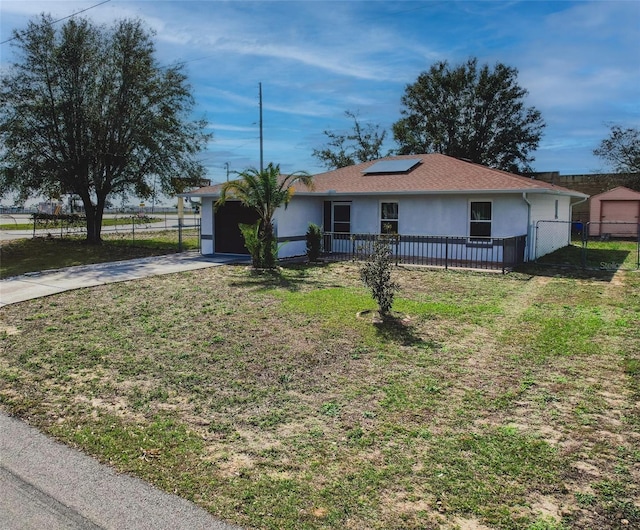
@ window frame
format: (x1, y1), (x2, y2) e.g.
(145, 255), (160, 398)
(469, 200), (493, 240)
(380, 201), (399, 234)
(332, 201), (351, 233)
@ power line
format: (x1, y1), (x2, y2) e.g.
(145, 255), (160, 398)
(0, 0), (113, 45)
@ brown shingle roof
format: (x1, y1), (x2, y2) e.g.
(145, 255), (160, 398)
(184, 154), (587, 197)
(299, 154), (585, 196)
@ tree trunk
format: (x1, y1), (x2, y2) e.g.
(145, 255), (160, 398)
(262, 221), (276, 269)
(82, 197), (104, 245)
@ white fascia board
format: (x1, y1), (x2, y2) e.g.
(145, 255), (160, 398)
(294, 188), (589, 198)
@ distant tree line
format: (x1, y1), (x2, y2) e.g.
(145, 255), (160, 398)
(312, 59), (639, 184)
(313, 58), (545, 174)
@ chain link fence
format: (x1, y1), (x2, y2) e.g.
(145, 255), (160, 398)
(535, 220), (640, 270)
(534, 220), (573, 262)
(1, 213), (200, 252)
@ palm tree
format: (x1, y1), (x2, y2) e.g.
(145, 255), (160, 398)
(215, 163), (313, 268)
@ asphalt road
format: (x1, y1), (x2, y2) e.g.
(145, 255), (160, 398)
(0, 414), (241, 530)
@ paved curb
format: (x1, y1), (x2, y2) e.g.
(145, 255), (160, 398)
(0, 414), (241, 530)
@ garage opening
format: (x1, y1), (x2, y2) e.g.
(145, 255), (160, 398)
(214, 201), (260, 254)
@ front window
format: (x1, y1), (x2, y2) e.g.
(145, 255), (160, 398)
(470, 201), (492, 238)
(380, 202), (398, 233)
(333, 203), (351, 233)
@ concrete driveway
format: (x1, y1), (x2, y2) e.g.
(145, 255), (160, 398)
(0, 252), (246, 529)
(0, 251), (247, 306)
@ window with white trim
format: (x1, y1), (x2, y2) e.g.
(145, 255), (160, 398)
(380, 202), (398, 233)
(469, 201), (492, 238)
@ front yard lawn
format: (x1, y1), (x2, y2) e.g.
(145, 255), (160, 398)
(0, 263), (638, 529)
(0, 232), (200, 278)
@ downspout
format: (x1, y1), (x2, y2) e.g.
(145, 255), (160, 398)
(522, 192), (532, 262)
(570, 196), (588, 227)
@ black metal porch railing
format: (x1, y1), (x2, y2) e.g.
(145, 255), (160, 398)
(321, 232), (527, 272)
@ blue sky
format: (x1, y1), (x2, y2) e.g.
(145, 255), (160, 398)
(1, 0), (639, 187)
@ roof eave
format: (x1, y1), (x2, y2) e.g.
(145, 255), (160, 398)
(293, 188), (589, 198)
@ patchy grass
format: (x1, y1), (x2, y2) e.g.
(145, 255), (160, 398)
(0, 263), (638, 529)
(536, 239), (639, 270)
(0, 231), (199, 278)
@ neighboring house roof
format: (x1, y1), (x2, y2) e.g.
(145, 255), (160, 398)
(589, 186), (640, 200)
(182, 154), (588, 198)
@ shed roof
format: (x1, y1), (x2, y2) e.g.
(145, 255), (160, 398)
(589, 186), (640, 200)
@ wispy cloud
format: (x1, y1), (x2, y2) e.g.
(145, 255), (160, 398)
(1, 0), (638, 178)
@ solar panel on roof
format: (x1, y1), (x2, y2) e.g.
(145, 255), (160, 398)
(362, 158), (421, 174)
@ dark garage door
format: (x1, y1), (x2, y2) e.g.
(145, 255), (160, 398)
(214, 201), (260, 254)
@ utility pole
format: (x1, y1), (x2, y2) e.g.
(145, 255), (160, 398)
(259, 82), (264, 172)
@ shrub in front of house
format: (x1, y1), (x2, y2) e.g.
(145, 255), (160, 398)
(359, 238), (399, 316)
(306, 223), (322, 262)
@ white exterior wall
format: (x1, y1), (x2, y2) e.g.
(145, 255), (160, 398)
(341, 194), (528, 237)
(528, 195), (572, 259)
(271, 193), (532, 259)
(274, 196), (323, 258)
(199, 191), (573, 262)
(200, 197), (215, 255)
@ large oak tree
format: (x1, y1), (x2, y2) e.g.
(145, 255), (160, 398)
(0, 15), (210, 243)
(392, 58), (545, 174)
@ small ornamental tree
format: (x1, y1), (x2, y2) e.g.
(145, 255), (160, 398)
(306, 223), (322, 262)
(359, 238), (399, 316)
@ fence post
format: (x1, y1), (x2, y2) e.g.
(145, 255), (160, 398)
(395, 235), (399, 266)
(445, 237), (449, 270)
(178, 216), (183, 252)
(637, 225), (640, 269)
(581, 223), (588, 268)
(502, 238), (507, 274)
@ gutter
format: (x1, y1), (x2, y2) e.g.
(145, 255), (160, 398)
(181, 187), (589, 200)
(570, 195), (588, 218)
(289, 188), (589, 198)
